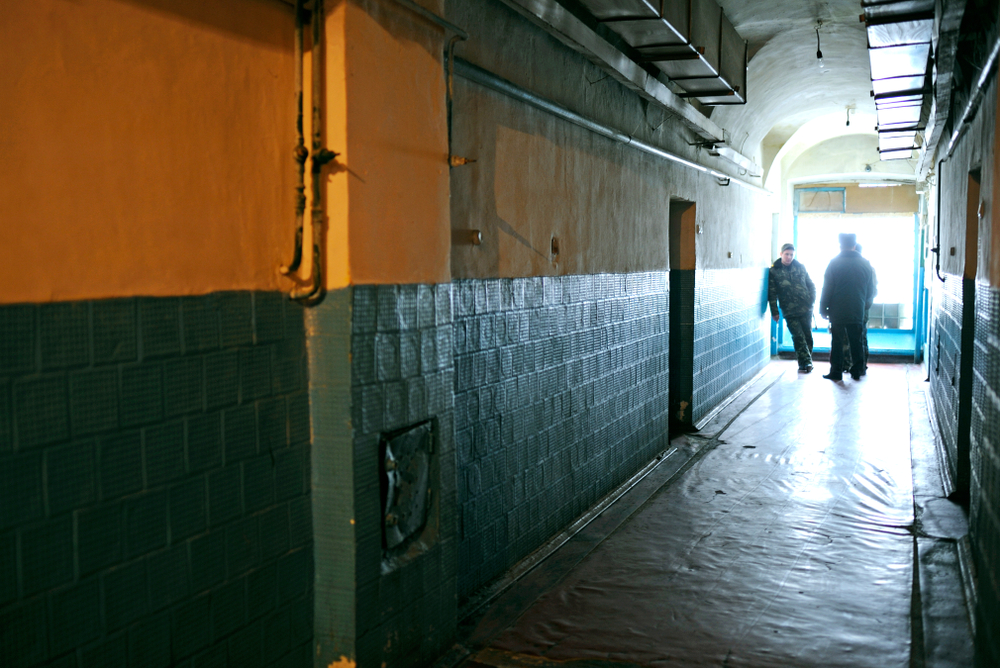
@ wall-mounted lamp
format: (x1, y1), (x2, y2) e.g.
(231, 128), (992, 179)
(815, 20), (824, 69)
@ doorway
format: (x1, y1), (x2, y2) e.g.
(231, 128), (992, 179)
(668, 198), (696, 434)
(779, 186), (921, 358)
(953, 168), (980, 502)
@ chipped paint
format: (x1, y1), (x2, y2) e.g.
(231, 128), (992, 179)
(328, 656), (356, 668)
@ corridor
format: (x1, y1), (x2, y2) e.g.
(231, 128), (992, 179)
(454, 361), (972, 667)
(5, 0), (1000, 666)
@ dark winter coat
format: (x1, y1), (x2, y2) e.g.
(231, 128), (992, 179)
(768, 258), (816, 318)
(819, 250), (877, 324)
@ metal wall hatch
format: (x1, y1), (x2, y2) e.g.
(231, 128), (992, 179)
(862, 0), (935, 161)
(576, 0), (748, 105)
(380, 421), (434, 552)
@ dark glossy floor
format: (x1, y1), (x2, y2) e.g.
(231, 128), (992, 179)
(446, 360), (973, 668)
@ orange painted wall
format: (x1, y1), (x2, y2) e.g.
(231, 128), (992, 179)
(321, 0), (451, 288)
(798, 183), (919, 214)
(0, 0), (298, 304)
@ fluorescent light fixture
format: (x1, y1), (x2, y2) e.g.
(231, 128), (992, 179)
(866, 19), (933, 48)
(708, 144), (762, 177)
(880, 149), (914, 160)
(869, 43), (931, 80)
(872, 75), (926, 95)
(879, 131), (917, 151)
(877, 104), (922, 126)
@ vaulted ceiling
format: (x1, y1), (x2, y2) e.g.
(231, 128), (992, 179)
(496, 0), (990, 186)
(711, 0), (879, 167)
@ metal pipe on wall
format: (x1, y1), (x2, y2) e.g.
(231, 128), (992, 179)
(292, 0), (337, 304)
(387, 0), (468, 155)
(392, 0), (468, 40)
(281, 0), (459, 302)
(281, 0), (309, 278)
(452, 57), (768, 194)
(932, 158), (946, 283)
(945, 35), (1000, 159)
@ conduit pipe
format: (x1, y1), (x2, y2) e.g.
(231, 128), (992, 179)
(280, 0), (309, 277)
(384, 0), (468, 153)
(292, 0), (338, 304)
(392, 0), (468, 40)
(453, 58), (768, 194)
(930, 34), (1000, 284)
(932, 158), (946, 283)
(944, 34), (1000, 159)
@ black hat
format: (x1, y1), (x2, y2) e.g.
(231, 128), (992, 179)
(780, 243), (795, 252)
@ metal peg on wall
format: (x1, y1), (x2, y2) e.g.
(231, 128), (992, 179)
(453, 229), (482, 246)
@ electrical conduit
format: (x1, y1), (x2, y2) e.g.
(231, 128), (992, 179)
(292, 0), (337, 304)
(280, 0), (309, 278)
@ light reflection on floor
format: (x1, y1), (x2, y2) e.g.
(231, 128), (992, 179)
(464, 361), (918, 668)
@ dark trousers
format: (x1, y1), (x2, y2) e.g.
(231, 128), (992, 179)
(829, 322), (865, 378)
(785, 313), (814, 368)
(842, 315), (869, 371)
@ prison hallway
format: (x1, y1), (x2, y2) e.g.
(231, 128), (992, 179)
(452, 360), (973, 668)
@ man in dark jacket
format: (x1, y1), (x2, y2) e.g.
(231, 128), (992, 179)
(842, 242), (877, 374)
(768, 243), (817, 372)
(820, 233), (877, 381)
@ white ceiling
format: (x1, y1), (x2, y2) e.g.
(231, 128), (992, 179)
(710, 0), (897, 175)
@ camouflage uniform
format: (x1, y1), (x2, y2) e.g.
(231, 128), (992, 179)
(768, 258), (817, 369)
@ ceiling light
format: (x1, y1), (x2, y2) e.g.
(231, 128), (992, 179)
(880, 149), (914, 160)
(816, 20), (824, 69)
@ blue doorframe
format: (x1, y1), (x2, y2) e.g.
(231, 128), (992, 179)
(774, 208), (919, 358)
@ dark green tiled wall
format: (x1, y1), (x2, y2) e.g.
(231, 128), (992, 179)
(930, 274), (964, 490)
(452, 273), (671, 601)
(691, 268), (771, 424)
(970, 283), (1000, 668)
(669, 270), (694, 428)
(0, 292), (312, 668)
(308, 285), (457, 668)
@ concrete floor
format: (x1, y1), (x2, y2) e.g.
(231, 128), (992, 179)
(442, 360), (974, 668)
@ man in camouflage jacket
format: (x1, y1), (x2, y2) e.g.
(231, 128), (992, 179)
(768, 243), (817, 372)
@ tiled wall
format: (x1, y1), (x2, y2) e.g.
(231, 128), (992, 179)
(669, 270), (694, 428)
(0, 293), (312, 668)
(691, 268), (770, 425)
(930, 274), (964, 488)
(349, 285), (457, 667)
(0, 270), (785, 665)
(970, 282), (1000, 667)
(452, 273), (671, 600)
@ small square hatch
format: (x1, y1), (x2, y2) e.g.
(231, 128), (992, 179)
(380, 421), (433, 552)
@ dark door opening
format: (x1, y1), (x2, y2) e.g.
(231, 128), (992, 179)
(953, 168), (980, 505)
(668, 198), (696, 436)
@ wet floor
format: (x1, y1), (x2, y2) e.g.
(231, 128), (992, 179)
(451, 361), (971, 668)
